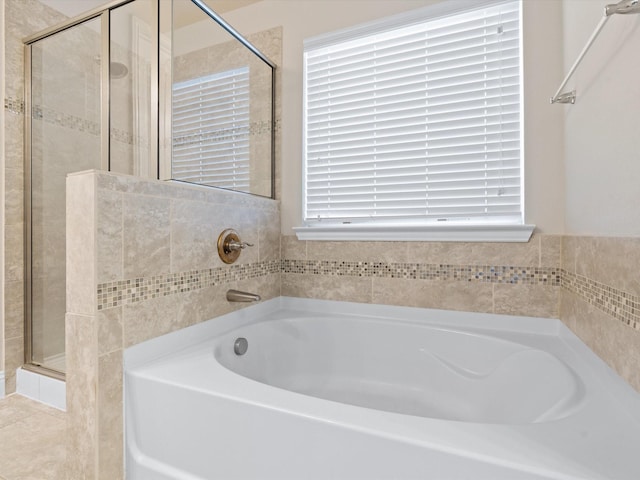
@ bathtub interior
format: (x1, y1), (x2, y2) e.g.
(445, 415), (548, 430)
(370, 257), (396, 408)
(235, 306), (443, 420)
(124, 297), (640, 480)
(214, 317), (586, 424)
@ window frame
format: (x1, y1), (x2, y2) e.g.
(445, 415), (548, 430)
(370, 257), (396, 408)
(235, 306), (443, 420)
(296, 0), (534, 242)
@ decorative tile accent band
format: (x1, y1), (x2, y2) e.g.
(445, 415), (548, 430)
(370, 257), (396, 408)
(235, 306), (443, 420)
(98, 259), (561, 311)
(7, 95), (281, 146)
(282, 259), (561, 285)
(4, 96), (24, 114)
(95, 257), (640, 333)
(32, 104), (100, 135)
(173, 119), (281, 148)
(562, 270), (640, 331)
(97, 260), (281, 311)
(5, 95), (134, 144)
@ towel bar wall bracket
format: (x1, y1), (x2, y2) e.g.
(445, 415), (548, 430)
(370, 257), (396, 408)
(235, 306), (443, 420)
(550, 0), (640, 105)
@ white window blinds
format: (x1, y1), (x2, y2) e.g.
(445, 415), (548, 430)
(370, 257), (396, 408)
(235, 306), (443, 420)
(303, 0), (521, 225)
(172, 67), (250, 190)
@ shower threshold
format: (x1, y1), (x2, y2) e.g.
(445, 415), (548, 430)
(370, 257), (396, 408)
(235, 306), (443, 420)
(16, 366), (66, 411)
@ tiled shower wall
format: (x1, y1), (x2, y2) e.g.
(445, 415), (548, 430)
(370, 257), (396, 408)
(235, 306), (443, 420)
(65, 170), (281, 478)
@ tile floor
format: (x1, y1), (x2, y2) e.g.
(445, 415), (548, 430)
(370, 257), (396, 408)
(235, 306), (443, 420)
(0, 395), (67, 480)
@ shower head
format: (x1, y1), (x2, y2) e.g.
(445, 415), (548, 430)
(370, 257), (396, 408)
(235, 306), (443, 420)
(110, 62), (128, 79)
(605, 0), (640, 16)
(92, 56), (129, 79)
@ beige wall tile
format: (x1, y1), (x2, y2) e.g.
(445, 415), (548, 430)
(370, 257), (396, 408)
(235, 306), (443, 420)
(66, 173), (96, 314)
(122, 294), (178, 348)
(493, 284), (559, 318)
(5, 224), (24, 283)
(67, 172), (96, 316)
(4, 113), (24, 172)
(238, 273), (281, 304)
(98, 350), (123, 480)
(561, 235), (578, 272)
(4, 280), (24, 340)
(123, 193), (170, 278)
(5, 167), (23, 225)
(97, 307), (123, 356)
(97, 188), (123, 284)
(372, 278), (493, 313)
(282, 273), (372, 303)
(281, 235), (306, 260)
(65, 313), (98, 479)
(4, 336), (23, 395)
(170, 199), (221, 273)
(307, 240), (409, 263)
(559, 289), (579, 334)
(176, 286), (233, 330)
(258, 208), (281, 262)
(572, 236), (640, 298)
(540, 234), (562, 268)
(409, 235), (540, 267)
(220, 206), (261, 266)
(560, 291), (640, 393)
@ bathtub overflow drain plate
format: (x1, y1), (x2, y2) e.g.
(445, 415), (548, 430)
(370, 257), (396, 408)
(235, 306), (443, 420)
(234, 337), (248, 355)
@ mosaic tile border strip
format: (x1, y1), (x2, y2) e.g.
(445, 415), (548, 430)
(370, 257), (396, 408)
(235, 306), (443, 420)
(562, 270), (640, 331)
(5, 95), (133, 144)
(97, 257), (640, 332)
(32, 104), (100, 136)
(174, 119), (281, 148)
(281, 259), (561, 285)
(97, 260), (280, 311)
(8, 96), (281, 147)
(4, 97), (24, 114)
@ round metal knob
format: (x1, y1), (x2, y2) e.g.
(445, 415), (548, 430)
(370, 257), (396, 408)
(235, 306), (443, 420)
(217, 229), (253, 264)
(234, 337), (248, 356)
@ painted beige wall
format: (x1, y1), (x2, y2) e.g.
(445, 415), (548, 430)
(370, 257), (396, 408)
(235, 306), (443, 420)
(220, 0), (566, 234)
(562, 0), (640, 235)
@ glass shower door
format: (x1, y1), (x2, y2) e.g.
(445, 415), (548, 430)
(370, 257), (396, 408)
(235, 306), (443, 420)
(28, 17), (103, 373)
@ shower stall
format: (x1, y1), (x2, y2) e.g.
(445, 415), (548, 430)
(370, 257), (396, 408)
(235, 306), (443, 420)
(23, 0), (275, 377)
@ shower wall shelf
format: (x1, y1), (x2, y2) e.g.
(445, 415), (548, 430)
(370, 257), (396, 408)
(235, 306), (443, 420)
(551, 0), (640, 104)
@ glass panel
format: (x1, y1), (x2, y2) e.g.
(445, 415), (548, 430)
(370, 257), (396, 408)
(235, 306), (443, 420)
(110, 0), (155, 177)
(171, 0), (273, 198)
(29, 17), (103, 372)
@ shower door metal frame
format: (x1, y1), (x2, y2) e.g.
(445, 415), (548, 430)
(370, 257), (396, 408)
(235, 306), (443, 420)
(22, 0), (276, 379)
(22, 0), (141, 379)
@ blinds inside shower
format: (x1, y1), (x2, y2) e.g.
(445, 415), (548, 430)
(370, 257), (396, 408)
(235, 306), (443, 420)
(303, 0), (522, 225)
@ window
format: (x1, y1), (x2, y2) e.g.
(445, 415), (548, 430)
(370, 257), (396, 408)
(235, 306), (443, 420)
(298, 0), (532, 241)
(172, 67), (250, 190)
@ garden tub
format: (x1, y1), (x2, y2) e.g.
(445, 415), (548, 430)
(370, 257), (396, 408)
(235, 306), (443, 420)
(125, 297), (640, 479)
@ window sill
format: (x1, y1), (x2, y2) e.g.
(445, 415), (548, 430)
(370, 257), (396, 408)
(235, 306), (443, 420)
(293, 223), (536, 243)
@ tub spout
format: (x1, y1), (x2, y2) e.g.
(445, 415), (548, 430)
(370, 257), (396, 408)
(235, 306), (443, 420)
(226, 289), (261, 303)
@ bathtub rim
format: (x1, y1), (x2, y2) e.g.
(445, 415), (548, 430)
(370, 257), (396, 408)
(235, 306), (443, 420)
(125, 296), (565, 370)
(124, 295), (640, 420)
(124, 296), (640, 480)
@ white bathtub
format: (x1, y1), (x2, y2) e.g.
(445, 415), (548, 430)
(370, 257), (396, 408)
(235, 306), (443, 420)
(125, 297), (640, 480)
